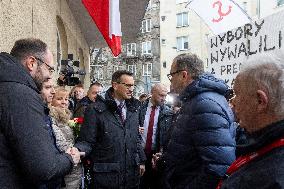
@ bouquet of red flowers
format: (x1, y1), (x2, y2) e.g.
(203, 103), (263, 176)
(69, 117), (84, 138)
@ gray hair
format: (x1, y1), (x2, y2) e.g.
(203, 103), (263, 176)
(173, 53), (204, 79)
(238, 53), (284, 116)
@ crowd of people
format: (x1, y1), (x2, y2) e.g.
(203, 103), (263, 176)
(1, 37), (284, 189)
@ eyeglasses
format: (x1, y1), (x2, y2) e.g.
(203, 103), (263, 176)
(35, 57), (55, 73)
(167, 70), (185, 81)
(117, 82), (135, 89)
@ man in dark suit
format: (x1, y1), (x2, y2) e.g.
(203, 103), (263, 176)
(139, 83), (173, 189)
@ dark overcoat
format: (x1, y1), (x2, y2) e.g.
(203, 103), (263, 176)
(76, 88), (146, 189)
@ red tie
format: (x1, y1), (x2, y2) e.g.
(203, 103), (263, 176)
(145, 106), (156, 155)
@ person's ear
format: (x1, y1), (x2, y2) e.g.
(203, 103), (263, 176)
(112, 82), (118, 90)
(25, 57), (36, 72)
(182, 70), (187, 78)
(256, 90), (268, 112)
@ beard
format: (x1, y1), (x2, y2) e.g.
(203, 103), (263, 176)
(33, 66), (45, 90)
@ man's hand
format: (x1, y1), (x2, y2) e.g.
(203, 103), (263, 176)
(139, 164), (146, 176)
(152, 152), (162, 170)
(139, 127), (144, 134)
(66, 147), (81, 165)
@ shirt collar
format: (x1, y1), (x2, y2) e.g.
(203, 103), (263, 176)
(115, 99), (125, 107)
(148, 100), (159, 109)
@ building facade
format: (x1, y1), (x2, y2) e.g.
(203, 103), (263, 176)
(90, 0), (283, 92)
(0, 0), (91, 88)
(90, 0), (160, 97)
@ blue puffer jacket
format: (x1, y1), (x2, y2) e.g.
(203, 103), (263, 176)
(164, 73), (236, 189)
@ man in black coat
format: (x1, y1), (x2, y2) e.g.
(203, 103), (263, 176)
(219, 54), (284, 189)
(139, 83), (173, 189)
(0, 38), (78, 188)
(76, 70), (146, 189)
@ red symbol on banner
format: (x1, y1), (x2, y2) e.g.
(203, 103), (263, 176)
(212, 1), (232, 23)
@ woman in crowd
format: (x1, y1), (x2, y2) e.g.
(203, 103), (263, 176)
(50, 87), (82, 189)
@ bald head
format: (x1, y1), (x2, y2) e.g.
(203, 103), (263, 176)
(151, 83), (168, 106)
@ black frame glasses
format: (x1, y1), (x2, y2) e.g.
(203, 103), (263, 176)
(35, 57), (55, 73)
(167, 70), (185, 81)
(117, 82), (135, 89)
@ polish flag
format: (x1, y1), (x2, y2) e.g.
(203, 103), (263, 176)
(187, 0), (251, 35)
(82, 0), (122, 57)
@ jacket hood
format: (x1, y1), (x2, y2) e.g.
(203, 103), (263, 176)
(179, 73), (229, 102)
(0, 52), (39, 93)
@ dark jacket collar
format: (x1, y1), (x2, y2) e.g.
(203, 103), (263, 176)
(96, 87), (140, 113)
(79, 96), (93, 105)
(179, 73), (229, 102)
(0, 52), (39, 93)
(237, 119), (284, 156)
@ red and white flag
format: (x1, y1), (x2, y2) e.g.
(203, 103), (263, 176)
(82, 0), (122, 57)
(187, 0), (251, 35)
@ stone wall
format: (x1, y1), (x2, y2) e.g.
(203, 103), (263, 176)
(0, 0), (90, 88)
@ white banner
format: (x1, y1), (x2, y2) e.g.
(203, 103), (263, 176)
(206, 10), (284, 87)
(187, 0), (251, 35)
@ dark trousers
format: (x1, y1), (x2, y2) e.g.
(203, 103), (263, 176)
(139, 153), (161, 189)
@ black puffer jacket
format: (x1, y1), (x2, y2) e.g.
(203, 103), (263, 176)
(76, 88), (146, 189)
(221, 119), (284, 189)
(0, 52), (73, 188)
(164, 73), (236, 189)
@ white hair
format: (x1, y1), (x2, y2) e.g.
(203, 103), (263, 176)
(238, 52), (284, 116)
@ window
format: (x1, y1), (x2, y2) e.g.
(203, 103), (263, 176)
(142, 41), (152, 55)
(127, 65), (137, 75)
(98, 53), (107, 62)
(161, 16), (166, 21)
(177, 12), (189, 27)
(177, 36), (189, 51)
(142, 19), (151, 33)
(163, 61), (167, 68)
(92, 65), (104, 80)
(176, 0), (188, 4)
(126, 43), (136, 56)
(161, 39), (166, 45)
(143, 63), (152, 76)
(277, 0), (284, 6)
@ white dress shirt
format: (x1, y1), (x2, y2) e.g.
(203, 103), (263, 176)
(141, 101), (160, 149)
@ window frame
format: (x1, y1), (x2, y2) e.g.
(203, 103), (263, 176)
(126, 43), (137, 56)
(142, 63), (152, 76)
(176, 36), (189, 51)
(177, 12), (189, 27)
(127, 64), (137, 76)
(142, 41), (152, 55)
(142, 19), (151, 33)
(92, 65), (104, 80)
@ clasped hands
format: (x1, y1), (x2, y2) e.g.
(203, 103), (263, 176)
(66, 147), (85, 166)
